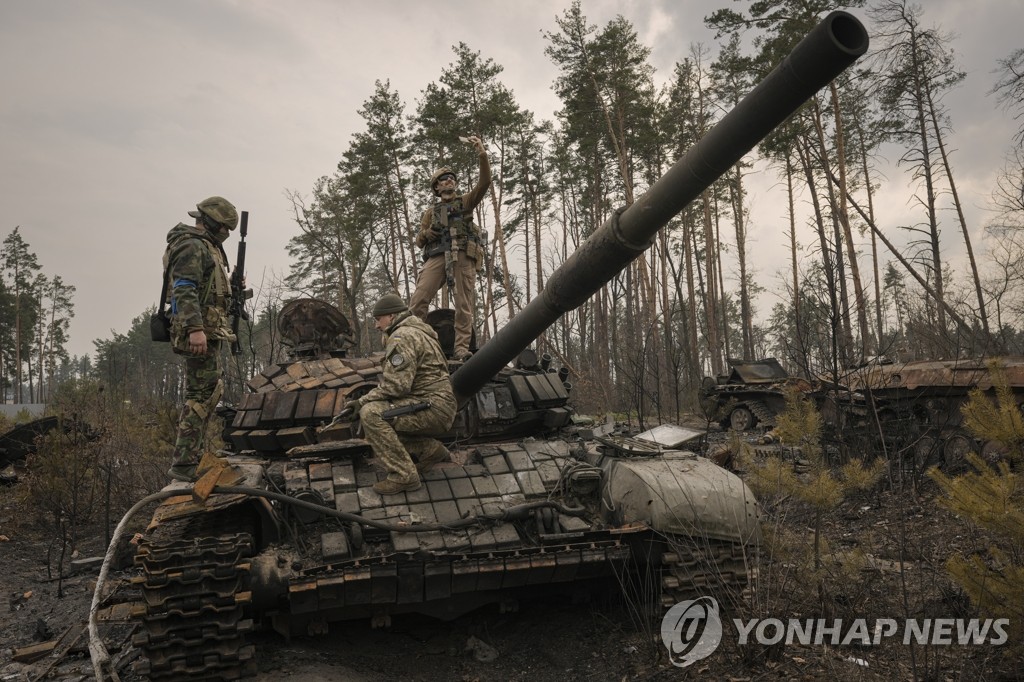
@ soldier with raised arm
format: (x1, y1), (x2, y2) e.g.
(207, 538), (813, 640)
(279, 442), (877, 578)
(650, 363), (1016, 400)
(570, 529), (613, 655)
(410, 135), (491, 361)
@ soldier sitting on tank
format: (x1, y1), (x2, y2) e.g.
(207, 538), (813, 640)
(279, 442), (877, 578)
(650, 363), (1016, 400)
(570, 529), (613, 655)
(410, 135), (491, 362)
(342, 294), (457, 495)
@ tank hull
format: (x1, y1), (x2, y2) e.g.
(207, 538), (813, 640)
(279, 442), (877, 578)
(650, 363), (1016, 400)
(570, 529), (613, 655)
(133, 434), (758, 679)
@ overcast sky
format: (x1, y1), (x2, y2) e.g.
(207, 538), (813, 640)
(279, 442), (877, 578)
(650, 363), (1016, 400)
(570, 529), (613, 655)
(1, 0), (1020, 359)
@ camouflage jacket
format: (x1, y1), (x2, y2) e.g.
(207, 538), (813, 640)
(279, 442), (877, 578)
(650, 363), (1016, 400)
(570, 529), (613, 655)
(416, 151), (491, 262)
(361, 311), (455, 413)
(163, 222), (234, 352)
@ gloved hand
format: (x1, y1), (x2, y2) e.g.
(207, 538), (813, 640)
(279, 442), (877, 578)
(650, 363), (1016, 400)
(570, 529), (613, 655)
(424, 226), (441, 241)
(332, 398), (362, 423)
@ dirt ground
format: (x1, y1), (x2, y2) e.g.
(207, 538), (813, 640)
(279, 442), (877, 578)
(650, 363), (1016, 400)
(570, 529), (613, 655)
(1, 433), (1022, 682)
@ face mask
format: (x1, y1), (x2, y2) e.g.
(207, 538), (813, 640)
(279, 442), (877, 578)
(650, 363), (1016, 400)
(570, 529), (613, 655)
(211, 224), (231, 243)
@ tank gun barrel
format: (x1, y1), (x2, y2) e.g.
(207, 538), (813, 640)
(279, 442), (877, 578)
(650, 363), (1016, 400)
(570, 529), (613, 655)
(452, 11), (868, 406)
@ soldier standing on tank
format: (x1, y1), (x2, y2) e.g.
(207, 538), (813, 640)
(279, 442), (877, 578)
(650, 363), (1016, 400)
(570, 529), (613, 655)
(410, 135), (491, 361)
(164, 196), (239, 482)
(342, 294), (457, 495)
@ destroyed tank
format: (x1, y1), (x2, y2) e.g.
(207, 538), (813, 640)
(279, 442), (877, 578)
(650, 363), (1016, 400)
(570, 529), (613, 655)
(701, 358), (815, 432)
(129, 12), (868, 681)
(830, 356), (1024, 471)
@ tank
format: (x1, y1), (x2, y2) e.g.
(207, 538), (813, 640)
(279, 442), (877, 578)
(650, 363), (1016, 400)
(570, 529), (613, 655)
(129, 12), (868, 681)
(825, 356), (1024, 471)
(700, 358), (815, 431)
(0, 415), (97, 469)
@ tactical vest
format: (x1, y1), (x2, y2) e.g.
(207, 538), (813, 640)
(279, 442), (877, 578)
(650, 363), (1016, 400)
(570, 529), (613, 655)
(421, 197), (482, 262)
(163, 234), (232, 342)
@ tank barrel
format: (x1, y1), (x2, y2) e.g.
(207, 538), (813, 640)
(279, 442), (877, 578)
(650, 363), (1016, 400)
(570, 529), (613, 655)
(452, 11), (868, 406)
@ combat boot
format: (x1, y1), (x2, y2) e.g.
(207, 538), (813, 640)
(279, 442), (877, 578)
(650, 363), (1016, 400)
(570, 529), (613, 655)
(415, 441), (450, 473)
(167, 464), (197, 483)
(373, 475), (422, 495)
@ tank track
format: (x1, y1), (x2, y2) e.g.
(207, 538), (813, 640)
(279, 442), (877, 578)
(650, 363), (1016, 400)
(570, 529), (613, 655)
(748, 400), (776, 429)
(660, 538), (753, 608)
(132, 508), (257, 681)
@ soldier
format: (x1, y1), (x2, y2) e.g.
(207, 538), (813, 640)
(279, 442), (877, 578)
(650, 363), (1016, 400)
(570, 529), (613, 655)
(410, 135), (491, 361)
(343, 294), (457, 495)
(164, 196), (239, 482)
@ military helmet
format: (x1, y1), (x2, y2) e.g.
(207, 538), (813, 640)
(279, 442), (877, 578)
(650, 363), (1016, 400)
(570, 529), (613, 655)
(188, 196), (239, 230)
(430, 167), (457, 196)
(372, 293), (408, 317)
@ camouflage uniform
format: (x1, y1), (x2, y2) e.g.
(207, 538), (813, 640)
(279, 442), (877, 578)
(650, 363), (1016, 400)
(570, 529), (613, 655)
(410, 150), (491, 359)
(164, 208), (236, 471)
(356, 311), (456, 485)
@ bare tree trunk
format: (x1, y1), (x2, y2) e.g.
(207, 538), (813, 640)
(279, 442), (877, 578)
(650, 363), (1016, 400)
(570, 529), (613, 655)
(523, 191), (532, 303)
(713, 191), (731, 363)
(785, 153), (806, 370)
(596, 285), (612, 409)
(729, 167), (754, 360)
(658, 229), (675, 416)
(808, 103), (854, 364)
(683, 215), (701, 376)
(486, 140), (516, 318)
(483, 230), (496, 341)
(837, 178), (978, 341)
(909, 37), (947, 336)
(14, 287), (22, 403)
(924, 79), (991, 347)
(532, 181), (543, 294)
(853, 126), (886, 353)
(797, 136), (843, 374)
(702, 190), (722, 375)
(826, 88), (871, 354)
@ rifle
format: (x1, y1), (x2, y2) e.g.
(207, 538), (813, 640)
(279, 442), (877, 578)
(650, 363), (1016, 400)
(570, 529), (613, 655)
(229, 210), (253, 355)
(330, 401), (431, 426)
(382, 401), (431, 421)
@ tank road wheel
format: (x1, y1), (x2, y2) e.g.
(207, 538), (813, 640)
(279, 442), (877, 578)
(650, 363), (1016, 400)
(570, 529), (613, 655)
(912, 435), (940, 473)
(942, 432), (974, 473)
(729, 406), (756, 432)
(981, 440), (1009, 465)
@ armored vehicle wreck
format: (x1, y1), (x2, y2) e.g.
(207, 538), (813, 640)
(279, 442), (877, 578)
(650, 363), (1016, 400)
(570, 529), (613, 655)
(832, 356), (1024, 471)
(127, 11), (868, 681)
(701, 358), (815, 432)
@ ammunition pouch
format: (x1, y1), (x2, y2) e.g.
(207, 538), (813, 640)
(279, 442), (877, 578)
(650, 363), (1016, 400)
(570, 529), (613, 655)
(421, 232), (481, 262)
(422, 234), (450, 261)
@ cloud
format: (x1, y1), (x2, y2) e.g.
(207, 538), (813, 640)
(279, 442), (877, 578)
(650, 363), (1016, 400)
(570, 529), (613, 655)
(0, 0), (1019, 359)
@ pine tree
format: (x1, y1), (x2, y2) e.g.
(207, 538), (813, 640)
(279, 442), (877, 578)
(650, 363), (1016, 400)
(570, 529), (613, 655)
(929, 365), (1024, 637)
(744, 387), (884, 615)
(2, 227), (41, 403)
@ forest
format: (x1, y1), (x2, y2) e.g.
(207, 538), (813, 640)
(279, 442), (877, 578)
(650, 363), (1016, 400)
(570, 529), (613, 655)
(3, 0), (1024, 421)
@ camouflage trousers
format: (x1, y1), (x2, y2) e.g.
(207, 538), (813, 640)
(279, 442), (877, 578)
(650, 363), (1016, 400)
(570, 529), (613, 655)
(409, 250), (477, 356)
(359, 396), (456, 483)
(172, 342), (223, 467)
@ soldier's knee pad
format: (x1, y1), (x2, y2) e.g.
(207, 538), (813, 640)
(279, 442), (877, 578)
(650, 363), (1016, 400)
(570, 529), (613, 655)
(184, 399), (208, 421)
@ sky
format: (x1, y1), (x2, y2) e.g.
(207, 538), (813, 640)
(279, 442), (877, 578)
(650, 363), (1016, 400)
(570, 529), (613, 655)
(0, 0), (1021, 360)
